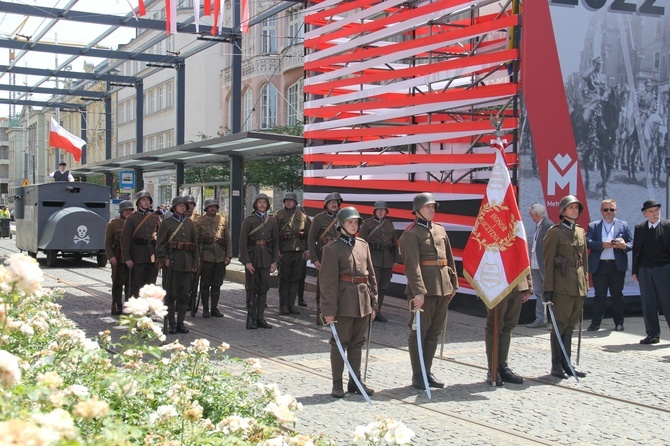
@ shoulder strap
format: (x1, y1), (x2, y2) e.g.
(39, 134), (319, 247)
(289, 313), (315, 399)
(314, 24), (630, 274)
(132, 213), (154, 237)
(279, 211), (297, 233)
(248, 215), (268, 237)
(319, 217), (337, 239)
(167, 221), (185, 243)
(367, 220), (385, 238)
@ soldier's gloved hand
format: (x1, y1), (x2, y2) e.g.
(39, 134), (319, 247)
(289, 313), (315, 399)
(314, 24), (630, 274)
(542, 292), (553, 305)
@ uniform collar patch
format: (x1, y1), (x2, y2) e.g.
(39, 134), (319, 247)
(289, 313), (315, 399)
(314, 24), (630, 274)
(416, 219), (431, 229)
(339, 233), (355, 247)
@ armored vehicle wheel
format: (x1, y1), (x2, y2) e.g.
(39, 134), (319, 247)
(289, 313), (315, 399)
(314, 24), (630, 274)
(74, 253), (84, 262)
(28, 251), (37, 259)
(46, 250), (58, 267)
(96, 253), (107, 267)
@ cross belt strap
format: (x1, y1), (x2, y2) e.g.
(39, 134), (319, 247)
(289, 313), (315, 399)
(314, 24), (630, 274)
(339, 274), (368, 284)
(420, 259), (448, 266)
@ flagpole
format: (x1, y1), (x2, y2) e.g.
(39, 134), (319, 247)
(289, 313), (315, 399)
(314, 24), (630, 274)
(491, 305), (499, 386)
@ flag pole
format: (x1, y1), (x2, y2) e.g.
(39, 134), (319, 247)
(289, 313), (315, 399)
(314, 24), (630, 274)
(491, 305), (499, 386)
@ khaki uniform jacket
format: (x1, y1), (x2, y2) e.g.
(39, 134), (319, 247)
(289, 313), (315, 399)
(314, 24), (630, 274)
(275, 208), (311, 252)
(156, 217), (200, 273)
(194, 214), (232, 263)
(308, 211), (338, 262)
(319, 236), (378, 318)
(239, 212), (279, 267)
(400, 221), (458, 297)
(104, 217), (126, 262)
(120, 210), (161, 264)
(359, 217), (400, 268)
(542, 221), (588, 297)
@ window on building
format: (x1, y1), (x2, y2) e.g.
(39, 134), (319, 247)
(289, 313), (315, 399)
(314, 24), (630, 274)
(166, 131), (173, 148)
(287, 79), (303, 126)
(262, 17), (277, 54)
(148, 90), (156, 114)
(260, 83), (277, 129)
(243, 88), (253, 131)
(157, 133), (165, 150)
(157, 85), (165, 111)
(287, 7), (303, 45)
(166, 82), (173, 108)
(227, 97), (233, 133)
(118, 101), (126, 124)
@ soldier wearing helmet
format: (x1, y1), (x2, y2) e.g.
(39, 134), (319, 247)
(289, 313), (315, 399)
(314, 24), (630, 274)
(320, 206), (378, 398)
(239, 193), (279, 329)
(194, 199), (232, 318)
(274, 192), (311, 315)
(359, 200), (400, 322)
(400, 192), (457, 391)
(121, 190), (162, 298)
(307, 192), (343, 324)
(183, 195), (197, 220)
(105, 200), (134, 315)
(542, 194), (588, 379)
(156, 196), (200, 335)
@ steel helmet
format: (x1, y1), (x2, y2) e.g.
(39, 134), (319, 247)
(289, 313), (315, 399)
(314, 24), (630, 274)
(253, 193), (271, 210)
(412, 192), (438, 214)
(204, 199), (219, 211)
(171, 196), (189, 212)
(323, 192), (343, 209)
(373, 200), (389, 211)
(119, 200), (134, 213)
(558, 195), (583, 217)
(135, 190), (153, 206)
(283, 191), (298, 203)
(336, 206), (362, 230)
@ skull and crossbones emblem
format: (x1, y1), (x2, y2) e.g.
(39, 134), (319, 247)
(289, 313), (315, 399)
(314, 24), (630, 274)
(74, 225), (90, 244)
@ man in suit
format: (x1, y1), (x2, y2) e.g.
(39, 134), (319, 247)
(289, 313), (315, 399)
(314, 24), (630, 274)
(586, 199), (633, 332)
(527, 203), (554, 328)
(632, 199), (670, 345)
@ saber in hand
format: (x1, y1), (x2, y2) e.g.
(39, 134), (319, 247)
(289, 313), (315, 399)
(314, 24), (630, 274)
(363, 318), (372, 381)
(327, 320), (372, 405)
(411, 307), (431, 399)
(546, 303), (579, 382)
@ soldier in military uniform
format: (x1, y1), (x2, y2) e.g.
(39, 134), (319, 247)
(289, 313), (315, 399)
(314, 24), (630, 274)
(296, 204), (310, 307)
(121, 190), (161, 298)
(185, 195), (197, 220)
(307, 192), (342, 324)
(400, 192), (458, 390)
(275, 192), (311, 315)
(320, 207), (378, 398)
(239, 193), (279, 329)
(485, 275), (533, 387)
(105, 200), (134, 315)
(542, 195), (588, 379)
(156, 196), (200, 334)
(195, 199), (232, 318)
(359, 200), (399, 322)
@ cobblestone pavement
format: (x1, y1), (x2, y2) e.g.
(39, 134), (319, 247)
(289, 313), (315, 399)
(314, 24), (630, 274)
(2, 238), (669, 445)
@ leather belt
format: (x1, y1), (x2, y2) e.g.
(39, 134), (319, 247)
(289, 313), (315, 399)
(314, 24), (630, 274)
(339, 274), (368, 284)
(420, 259), (448, 266)
(166, 241), (196, 251)
(600, 259), (615, 263)
(256, 240), (269, 246)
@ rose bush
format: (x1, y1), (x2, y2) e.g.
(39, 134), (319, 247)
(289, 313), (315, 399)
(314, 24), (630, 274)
(0, 253), (415, 445)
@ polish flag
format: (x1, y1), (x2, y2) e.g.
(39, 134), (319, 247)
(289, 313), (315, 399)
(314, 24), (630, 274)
(138, 0), (146, 16)
(212, 0), (221, 35)
(49, 117), (85, 163)
(166, 0), (177, 35)
(462, 138), (530, 309)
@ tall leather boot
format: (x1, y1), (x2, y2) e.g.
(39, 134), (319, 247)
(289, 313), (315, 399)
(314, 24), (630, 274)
(550, 332), (567, 379)
(374, 293), (387, 322)
(201, 289), (210, 318)
(330, 347), (345, 398)
(256, 294), (272, 329)
(210, 291), (224, 317)
(561, 333), (586, 377)
(497, 332), (523, 384)
(287, 281), (300, 314)
(408, 332), (425, 389)
(423, 338), (444, 388)
(315, 283), (324, 325)
(176, 299), (189, 333)
(346, 347), (374, 395)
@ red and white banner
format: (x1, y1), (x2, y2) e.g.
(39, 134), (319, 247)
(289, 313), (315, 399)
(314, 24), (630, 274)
(462, 139), (530, 310)
(240, 0), (249, 33)
(165, 0), (177, 35)
(49, 117), (85, 163)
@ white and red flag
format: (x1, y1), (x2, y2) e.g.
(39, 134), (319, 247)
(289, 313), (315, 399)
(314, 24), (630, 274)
(49, 117), (85, 163)
(240, 0), (249, 33)
(166, 0), (177, 35)
(462, 139), (530, 310)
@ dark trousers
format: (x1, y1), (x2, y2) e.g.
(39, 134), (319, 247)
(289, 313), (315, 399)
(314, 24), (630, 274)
(485, 292), (522, 371)
(591, 260), (625, 325)
(329, 315), (370, 382)
(132, 262), (158, 298)
(111, 262), (130, 313)
(163, 270), (193, 326)
(407, 295), (449, 375)
(200, 261), (226, 310)
(550, 293), (584, 367)
(279, 251), (305, 310)
(374, 266), (392, 312)
(245, 267), (270, 320)
(637, 265), (670, 336)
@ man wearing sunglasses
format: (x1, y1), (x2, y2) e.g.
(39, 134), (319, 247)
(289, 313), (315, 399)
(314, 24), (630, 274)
(586, 199), (633, 332)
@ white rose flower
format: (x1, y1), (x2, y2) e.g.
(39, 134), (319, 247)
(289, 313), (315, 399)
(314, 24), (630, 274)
(19, 323), (35, 335)
(139, 283), (166, 300)
(0, 350), (21, 388)
(390, 422), (415, 444)
(64, 384), (90, 399)
(4, 253), (43, 295)
(191, 338), (210, 353)
(32, 408), (78, 440)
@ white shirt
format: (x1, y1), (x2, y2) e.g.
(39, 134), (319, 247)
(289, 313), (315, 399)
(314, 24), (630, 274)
(649, 221), (659, 229)
(48, 169), (75, 182)
(600, 220), (615, 261)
